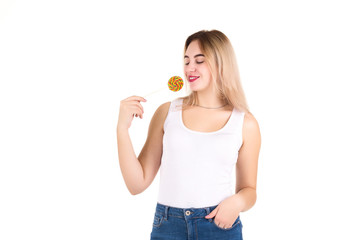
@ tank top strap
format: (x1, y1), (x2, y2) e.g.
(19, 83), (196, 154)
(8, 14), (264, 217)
(171, 98), (183, 111)
(229, 108), (246, 130)
(163, 98), (183, 131)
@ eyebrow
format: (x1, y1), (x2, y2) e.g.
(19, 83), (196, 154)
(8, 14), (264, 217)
(184, 54), (205, 59)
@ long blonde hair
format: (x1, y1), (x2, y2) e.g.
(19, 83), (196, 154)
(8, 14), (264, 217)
(179, 30), (250, 114)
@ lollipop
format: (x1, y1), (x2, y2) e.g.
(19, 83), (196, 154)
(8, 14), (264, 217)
(168, 76), (184, 92)
(143, 76), (183, 98)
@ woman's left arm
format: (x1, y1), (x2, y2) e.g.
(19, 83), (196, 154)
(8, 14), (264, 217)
(234, 112), (261, 212)
(205, 113), (261, 227)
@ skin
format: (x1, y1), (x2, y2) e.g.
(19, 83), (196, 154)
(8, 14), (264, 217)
(184, 40), (261, 229)
(118, 40), (261, 230)
(184, 40), (226, 108)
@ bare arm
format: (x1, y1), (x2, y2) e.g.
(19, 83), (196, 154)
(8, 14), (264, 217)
(117, 129), (145, 195)
(117, 99), (170, 195)
(136, 102), (170, 194)
(235, 112), (261, 211)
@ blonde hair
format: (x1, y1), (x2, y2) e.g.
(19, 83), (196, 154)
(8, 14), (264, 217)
(179, 30), (250, 114)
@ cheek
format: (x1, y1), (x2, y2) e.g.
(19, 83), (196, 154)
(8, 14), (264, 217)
(201, 66), (211, 76)
(184, 65), (192, 73)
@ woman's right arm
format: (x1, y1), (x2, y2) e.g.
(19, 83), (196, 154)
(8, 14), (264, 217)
(116, 96), (170, 195)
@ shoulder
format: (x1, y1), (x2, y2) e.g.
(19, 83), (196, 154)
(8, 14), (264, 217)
(243, 112), (258, 127)
(157, 101), (171, 115)
(151, 101), (171, 133)
(242, 112), (261, 144)
(152, 101), (171, 119)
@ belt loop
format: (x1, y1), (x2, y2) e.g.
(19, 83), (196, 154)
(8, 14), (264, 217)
(205, 207), (212, 222)
(164, 206), (169, 220)
(205, 207), (210, 215)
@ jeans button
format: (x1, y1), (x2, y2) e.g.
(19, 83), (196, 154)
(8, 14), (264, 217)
(185, 210), (191, 216)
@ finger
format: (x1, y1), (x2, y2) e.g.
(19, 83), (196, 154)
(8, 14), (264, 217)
(136, 105), (144, 115)
(129, 105), (143, 115)
(127, 96), (147, 102)
(129, 102), (144, 114)
(216, 220), (227, 229)
(135, 109), (143, 119)
(136, 102), (144, 114)
(205, 207), (218, 218)
(215, 220), (221, 228)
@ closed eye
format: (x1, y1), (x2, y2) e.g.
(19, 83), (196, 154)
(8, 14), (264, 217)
(184, 61), (204, 65)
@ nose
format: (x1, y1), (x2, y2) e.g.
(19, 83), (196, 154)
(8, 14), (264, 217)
(186, 61), (196, 72)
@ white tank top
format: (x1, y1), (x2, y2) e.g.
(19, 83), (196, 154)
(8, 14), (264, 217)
(157, 98), (245, 208)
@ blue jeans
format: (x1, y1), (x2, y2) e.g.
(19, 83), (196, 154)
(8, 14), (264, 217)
(150, 202), (243, 240)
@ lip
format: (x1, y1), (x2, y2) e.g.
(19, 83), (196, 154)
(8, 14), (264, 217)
(188, 76), (199, 82)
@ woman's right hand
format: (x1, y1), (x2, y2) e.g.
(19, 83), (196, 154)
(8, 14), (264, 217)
(117, 95), (147, 131)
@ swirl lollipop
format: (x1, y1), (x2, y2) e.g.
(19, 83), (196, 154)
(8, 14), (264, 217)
(143, 76), (184, 98)
(168, 76), (184, 92)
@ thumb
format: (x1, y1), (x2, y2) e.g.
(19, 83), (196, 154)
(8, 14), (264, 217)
(205, 207), (218, 218)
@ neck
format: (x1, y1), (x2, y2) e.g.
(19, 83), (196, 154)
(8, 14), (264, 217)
(195, 91), (227, 109)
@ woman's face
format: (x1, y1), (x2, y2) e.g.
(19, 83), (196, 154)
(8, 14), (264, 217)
(184, 40), (213, 92)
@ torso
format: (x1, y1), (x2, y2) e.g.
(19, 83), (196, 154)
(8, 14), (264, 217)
(182, 104), (234, 133)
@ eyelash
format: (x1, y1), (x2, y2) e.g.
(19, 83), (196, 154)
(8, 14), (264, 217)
(184, 61), (204, 65)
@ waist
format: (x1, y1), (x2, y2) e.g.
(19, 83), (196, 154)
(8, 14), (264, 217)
(154, 202), (218, 218)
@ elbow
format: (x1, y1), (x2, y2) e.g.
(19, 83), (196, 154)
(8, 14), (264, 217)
(125, 179), (147, 195)
(130, 190), (145, 196)
(129, 186), (144, 196)
(130, 191), (139, 196)
(123, 180), (145, 195)
(252, 190), (257, 207)
(129, 187), (139, 195)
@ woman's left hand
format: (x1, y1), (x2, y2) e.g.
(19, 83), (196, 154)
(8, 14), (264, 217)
(204, 194), (243, 229)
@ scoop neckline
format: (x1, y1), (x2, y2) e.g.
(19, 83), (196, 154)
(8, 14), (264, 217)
(178, 98), (235, 134)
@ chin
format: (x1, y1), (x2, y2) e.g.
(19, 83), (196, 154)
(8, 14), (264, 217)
(191, 84), (209, 92)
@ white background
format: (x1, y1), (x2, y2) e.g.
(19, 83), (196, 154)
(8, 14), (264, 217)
(1, 0), (359, 239)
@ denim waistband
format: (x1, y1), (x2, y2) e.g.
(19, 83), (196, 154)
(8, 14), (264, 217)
(155, 202), (219, 221)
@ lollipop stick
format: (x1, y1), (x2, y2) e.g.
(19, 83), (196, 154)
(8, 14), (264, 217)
(143, 86), (168, 98)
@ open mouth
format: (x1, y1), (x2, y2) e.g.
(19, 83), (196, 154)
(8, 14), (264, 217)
(189, 76), (199, 82)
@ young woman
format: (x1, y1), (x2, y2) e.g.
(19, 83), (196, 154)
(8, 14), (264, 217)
(117, 29), (261, 240)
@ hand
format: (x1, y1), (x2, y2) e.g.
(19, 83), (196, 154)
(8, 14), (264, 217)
(117, 95), (147, 130)
(204, 194), (243, 229)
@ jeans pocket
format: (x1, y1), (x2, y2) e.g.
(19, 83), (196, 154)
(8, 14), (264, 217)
(152, 212), (164, 228)
(212, 216), (240, 231)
